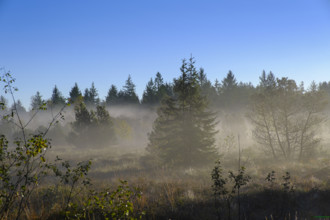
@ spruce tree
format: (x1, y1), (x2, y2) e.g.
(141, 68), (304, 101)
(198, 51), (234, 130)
(147, 58), (218, 168)
(89, 82), (99, 106)
(69, 83), (82, 103)
(118, 75), (139, 104)
(142, 78), (157, 105)
(105, 85), (119, 106)
(50, 85), (65, 107)
(73, 101), (92, 132)
(30, 91), (44, 110)
(154, 72), (164, 90)
(83, 88), (91, 106)
(222, 70), (237, 91)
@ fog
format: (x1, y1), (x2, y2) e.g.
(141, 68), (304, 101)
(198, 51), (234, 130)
(2, 71), (330, 219)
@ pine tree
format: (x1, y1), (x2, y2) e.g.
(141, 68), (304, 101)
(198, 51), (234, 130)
(147, 58), (218, 168)
(222, 70), (237, 92)
(142, 78), (157, 105)
(50, 85), (65, 107)
(30, 91), (44, 110)
(69, 83), (82, 103)
(73, 101), (93, 131)
(89, 82), (99, 106)
(220, 71), (238, 108)
(154, 72), (164, 90)
(118, 75), (139, 104)
(105, 85), (119, 106)
(83, 88), (91, 106)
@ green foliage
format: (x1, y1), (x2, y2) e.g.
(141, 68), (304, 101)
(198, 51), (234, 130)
(83, 82), (99, 107)
(142, 78), (157, 105)
(30, 91), (46, 110)
(221, 70), (237, 92)
(142, 72), (173, 105)
(69, 83), (82, 103)
(106, 84), (119, 106)
(147, 57), (218, 168)
(0, 73), (143, 219)
(0, 72), (69, 219)
(50, 85), (66, 107)
(211, 160), (251, 220)
(118, 75), (140, 104)
(71, 100), (116, 147)
(0, 134), (51, 219)
(211, 160), (228, 199)
(85, 180), (144, 220)
(73, 100), (93, 131)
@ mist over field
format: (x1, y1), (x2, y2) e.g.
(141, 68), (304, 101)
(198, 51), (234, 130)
(2, 61), (330, 219)
(1, 0), (330, 218)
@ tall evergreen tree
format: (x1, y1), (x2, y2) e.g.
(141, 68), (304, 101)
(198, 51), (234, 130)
(258, 70), (276, 90)
(83, 83), (99, 107)
(73, 101), (93, 132)
(147, 58), (218, 168)
(30, 91), (44, 110)
(83, 88), (91, 106)
(69, 83), (82, 103)
(105, 85), (119, 106)
(142, 78), (157, 105)
(198, 68), (217, 103)
(218, 71), (239, 108)
(221, 70), (237, 92)
(89, 82), (99, 106)
(154, 72), (164, 90)
(50, 85), (65, 107)
(214, 79), (221, 95)
(118, 75), (139, 104)
(154, 72), (173, 102)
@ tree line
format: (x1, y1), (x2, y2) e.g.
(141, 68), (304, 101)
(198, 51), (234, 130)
(1, 58), (329, 166)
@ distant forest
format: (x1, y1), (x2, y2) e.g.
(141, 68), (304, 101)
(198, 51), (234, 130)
(1, 59), (330, 219)
(2, 64), (330, 112)
(1, 58), (329, 165)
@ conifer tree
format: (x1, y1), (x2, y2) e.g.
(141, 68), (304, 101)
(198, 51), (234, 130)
(50, 85), (65, 107)
(73, 100), (93, 132)
(89, 82), (99, 106)
(30, 91), (44, 110)
(71, 101), (115, 148)
(142, 78), (157, 105)
(147, 58), (218, 168)
(105, 85), (119, 106)
(69, 83), (82, 103)
(83, 88), (91, 106)
(154, 72), (164, 90)
(118, 75), (139, 104)
(222, 70), (237, 91)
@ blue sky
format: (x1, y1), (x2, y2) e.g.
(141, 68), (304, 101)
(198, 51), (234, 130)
(0, 0), (330, 108)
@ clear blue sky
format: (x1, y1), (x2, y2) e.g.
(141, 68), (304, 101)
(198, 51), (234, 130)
(0, 0), (330, 108)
